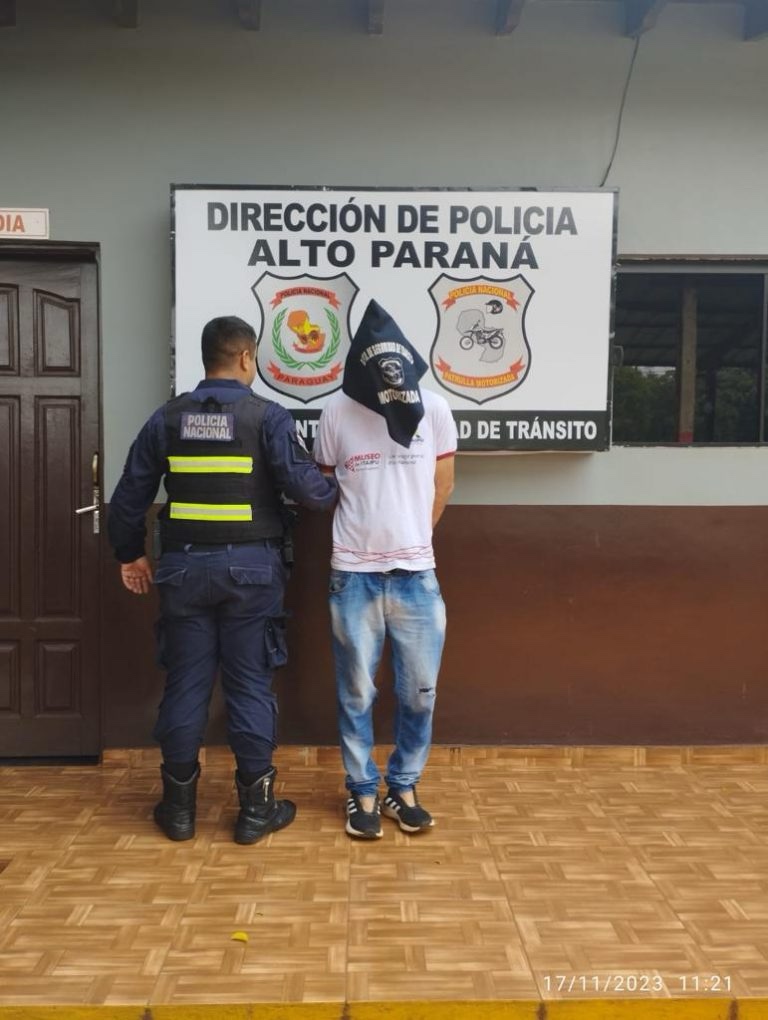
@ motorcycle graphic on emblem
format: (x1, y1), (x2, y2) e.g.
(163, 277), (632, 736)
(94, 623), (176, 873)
(429, 275), (534, 404)
(253, 272), (359, 404)
(456, 308), (505, 354)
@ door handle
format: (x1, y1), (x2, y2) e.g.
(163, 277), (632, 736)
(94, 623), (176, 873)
(77, 451), (101, 533)
(91, 450), (100, 534)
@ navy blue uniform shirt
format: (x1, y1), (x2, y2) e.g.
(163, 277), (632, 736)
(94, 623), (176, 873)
(108, 379), (336, 563)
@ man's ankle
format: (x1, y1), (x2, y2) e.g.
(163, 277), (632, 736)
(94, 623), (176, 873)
(358, 794), (376, 812)
(392, 787), (416, 807)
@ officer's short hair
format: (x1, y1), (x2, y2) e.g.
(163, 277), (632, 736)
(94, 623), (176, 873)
(201, 316), (257, 370)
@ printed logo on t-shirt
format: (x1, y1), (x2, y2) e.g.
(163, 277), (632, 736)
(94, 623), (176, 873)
(344, 452), (382, 473)
(388, 452), (422, 467)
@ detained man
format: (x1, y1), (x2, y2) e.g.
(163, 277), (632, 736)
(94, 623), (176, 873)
(314, 299), (457, 838)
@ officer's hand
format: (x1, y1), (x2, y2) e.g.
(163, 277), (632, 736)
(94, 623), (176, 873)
(120, 556), (153, 595)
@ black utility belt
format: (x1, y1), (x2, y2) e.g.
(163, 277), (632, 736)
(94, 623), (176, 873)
(162, 539), (282, 553)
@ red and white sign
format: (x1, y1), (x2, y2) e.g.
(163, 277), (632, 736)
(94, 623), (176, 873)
(0, 208), (49, 239)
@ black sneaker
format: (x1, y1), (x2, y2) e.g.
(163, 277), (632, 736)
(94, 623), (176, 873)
(345, 792), (382, 839)
(382, 788), (434, 833)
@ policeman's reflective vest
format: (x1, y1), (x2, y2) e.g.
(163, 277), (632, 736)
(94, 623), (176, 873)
(160, 392), (283, 546)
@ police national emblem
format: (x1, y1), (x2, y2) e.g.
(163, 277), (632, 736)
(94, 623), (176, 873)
(253, 272), (359, 403)
(428, 274), (533, 404)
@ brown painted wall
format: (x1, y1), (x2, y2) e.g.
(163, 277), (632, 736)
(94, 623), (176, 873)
(101, 505), (768, 748)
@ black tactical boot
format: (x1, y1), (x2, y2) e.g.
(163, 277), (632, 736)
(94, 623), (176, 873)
(153, 764), (199, 841)
(234, 766), (296, 845)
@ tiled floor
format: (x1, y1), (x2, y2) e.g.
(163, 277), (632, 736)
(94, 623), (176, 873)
(1, 746), (768, 1006)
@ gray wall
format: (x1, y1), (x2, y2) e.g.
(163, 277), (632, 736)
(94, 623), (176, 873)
(2, 0), (767, 500)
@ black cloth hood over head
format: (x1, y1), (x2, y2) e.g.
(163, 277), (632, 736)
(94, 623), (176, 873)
(342, 299), (427, 448)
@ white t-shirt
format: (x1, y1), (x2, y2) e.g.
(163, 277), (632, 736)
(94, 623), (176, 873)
(314, 390), (458, 572)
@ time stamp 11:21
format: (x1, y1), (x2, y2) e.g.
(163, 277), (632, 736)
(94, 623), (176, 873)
(542, 974), (732, 994)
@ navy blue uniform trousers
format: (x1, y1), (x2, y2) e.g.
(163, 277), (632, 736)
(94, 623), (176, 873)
(152, 542), (288, 773)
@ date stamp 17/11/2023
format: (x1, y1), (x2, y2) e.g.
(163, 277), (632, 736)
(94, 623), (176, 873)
(542, 974), (733, 995)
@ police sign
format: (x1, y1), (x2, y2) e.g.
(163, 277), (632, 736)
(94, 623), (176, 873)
(172, 186), (617, 452)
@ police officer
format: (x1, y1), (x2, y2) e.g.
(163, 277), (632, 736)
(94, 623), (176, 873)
(108, 315), (337, 844)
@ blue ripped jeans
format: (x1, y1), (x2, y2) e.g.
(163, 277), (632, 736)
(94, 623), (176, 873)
(329, 569), (447, 796)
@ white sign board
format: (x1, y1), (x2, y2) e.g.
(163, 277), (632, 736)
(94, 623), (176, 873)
(173, 186), (617, 451)
(0, 208), (49, 239)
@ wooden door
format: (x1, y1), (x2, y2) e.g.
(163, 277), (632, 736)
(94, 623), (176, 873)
(0, 253), (101, 757)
